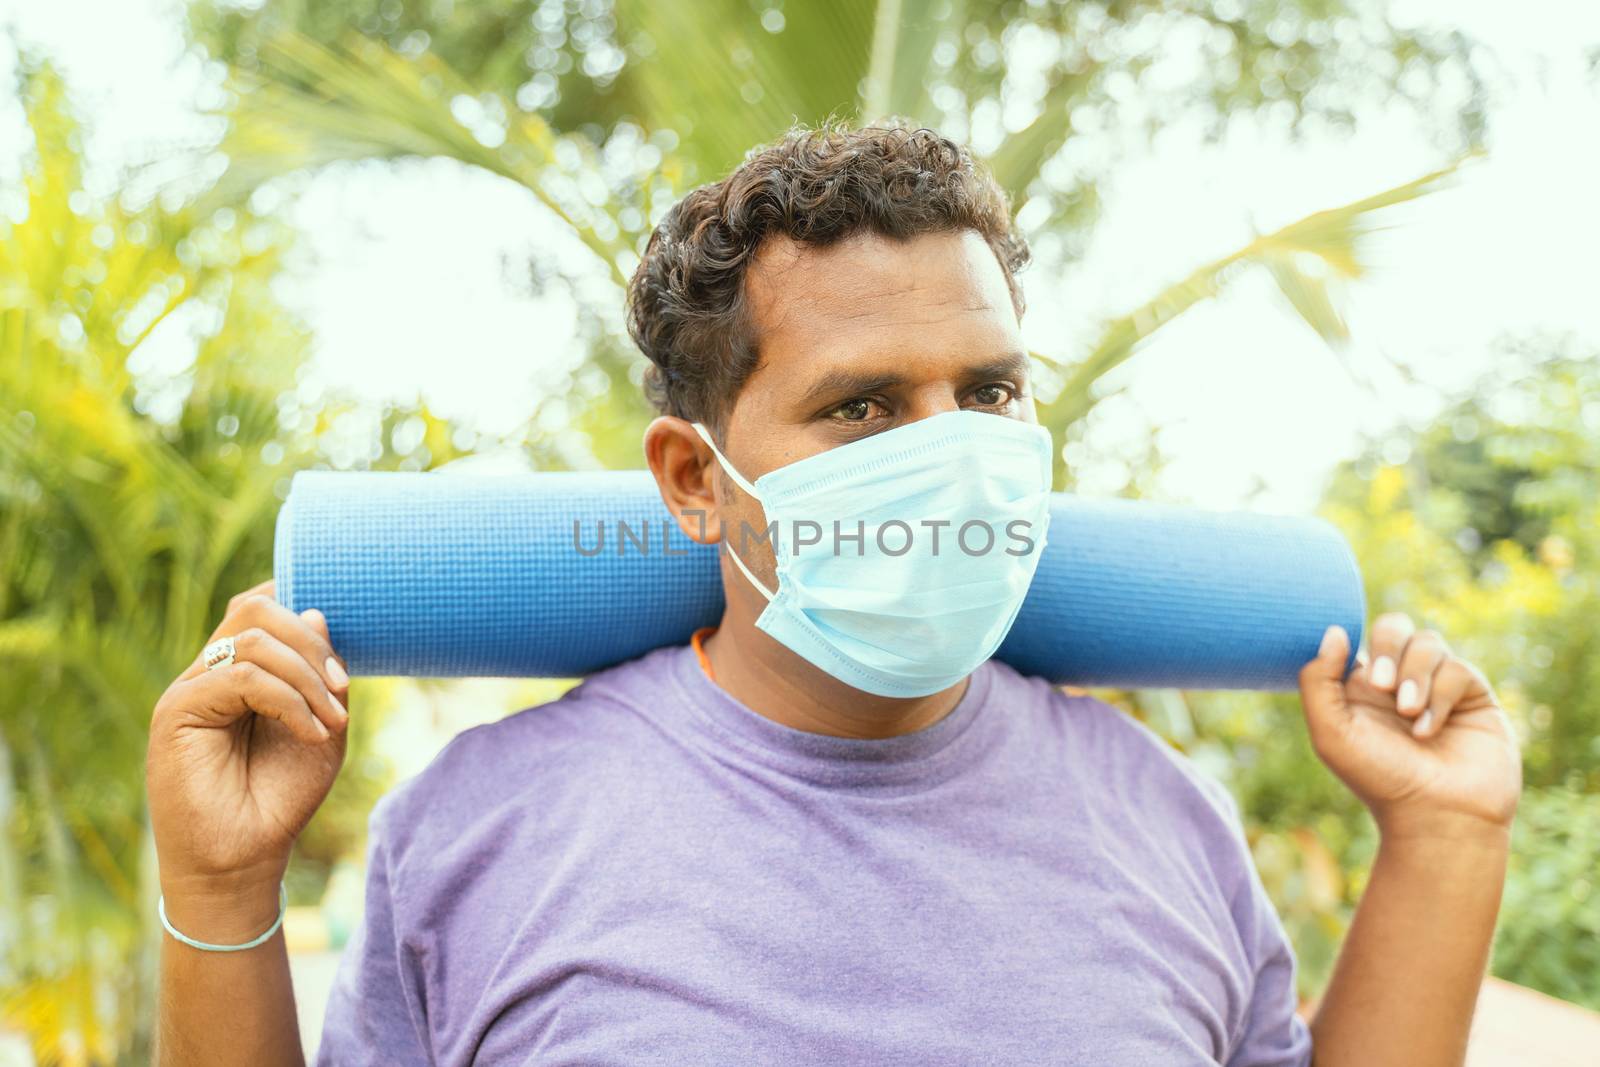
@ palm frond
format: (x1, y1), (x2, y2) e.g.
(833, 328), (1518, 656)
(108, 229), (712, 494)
(865, 0), (961, 121)
(201, 33), (633, 287)
(614, 0), (873, 178)
(0, 615), (60, 662)
(985, 67), (1094, 196)
(1037, 156), (1470, 482)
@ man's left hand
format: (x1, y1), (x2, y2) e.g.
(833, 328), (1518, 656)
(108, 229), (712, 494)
(1298, 613), (1522, 840)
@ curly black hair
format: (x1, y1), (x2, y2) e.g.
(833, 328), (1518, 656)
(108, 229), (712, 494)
(626, 122), (1029, 430)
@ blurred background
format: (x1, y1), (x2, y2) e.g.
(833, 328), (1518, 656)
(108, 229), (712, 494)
(1, 0), (1596, 1063)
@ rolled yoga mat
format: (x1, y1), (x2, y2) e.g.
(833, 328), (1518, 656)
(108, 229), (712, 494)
(274, 469), (1364, 690)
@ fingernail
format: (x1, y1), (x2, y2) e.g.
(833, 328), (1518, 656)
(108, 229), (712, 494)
(325, 657), (349, 688)
(315, 717), (330, 739)
(1371, 657), (1396, 688)
(1319, 625), (1342, 657)
(1397, 679), (1418, 710)
(1413, 710), (1434, 737)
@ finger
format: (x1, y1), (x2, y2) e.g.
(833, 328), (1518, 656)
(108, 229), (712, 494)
(1366, 612), (1416, 692)
(1342, 661), (1391, 707)
(232, 627), (347, 732)
(207, 592), (345, 695)
(1299, 625), (1353, 751)
(296, 608), (349, 709)
(174, 661), (329, 744)
(226, 579), (276, 617)
(1393, 628), (1448, 720)
(1414, 657), (1490, 740)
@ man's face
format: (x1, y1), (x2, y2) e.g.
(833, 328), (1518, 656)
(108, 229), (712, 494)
(711, 227), (1037, 588)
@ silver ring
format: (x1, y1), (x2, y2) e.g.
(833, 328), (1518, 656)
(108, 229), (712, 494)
(202, 636), (237, 671)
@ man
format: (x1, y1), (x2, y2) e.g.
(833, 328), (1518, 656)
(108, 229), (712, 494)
(147, 124), (1522, 1066)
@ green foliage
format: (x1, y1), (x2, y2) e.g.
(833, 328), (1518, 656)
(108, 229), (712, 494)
(0, 62), (286, 1062)
(188, 0), (1486, 193)
(1495, 787), (1600, 1009)
(1324, 341), (1600, 791)
(1032, 153), (1467, 482)
(0, 57), (305, 1063)
(1, 3), (1592, 1062)
(1151, 338), (1600, 1004)
(183, 10), (1480, 489)
(0, 56), (442, 1065)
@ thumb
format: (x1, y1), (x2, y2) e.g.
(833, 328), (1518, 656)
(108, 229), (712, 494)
(1299, 624), (1353, 749)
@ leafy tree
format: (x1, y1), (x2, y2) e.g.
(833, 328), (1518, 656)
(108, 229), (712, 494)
(0, 57), (455, 1064)
(180, 0), (1483, 485)
(4, 3), (1580, 1061)
(1158, 336), (1600, 1004)
(1324, 340), (1600, 791)
(188, 0), (1485, 187)
(1494, 787), (1600, 1008)
(0, 59), (305, 1062)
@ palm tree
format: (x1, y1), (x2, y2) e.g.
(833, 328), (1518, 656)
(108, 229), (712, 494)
(0, 58), (310, 1063)
(194, 15), (1470, 485)
(0, 57), (431, 1064)
(1, 5), (1483, 1059)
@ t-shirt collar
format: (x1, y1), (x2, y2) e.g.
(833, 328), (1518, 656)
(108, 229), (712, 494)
(665, 642), (995, 791)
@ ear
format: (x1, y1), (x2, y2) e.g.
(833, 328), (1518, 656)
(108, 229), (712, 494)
(644, 415), (724, 545)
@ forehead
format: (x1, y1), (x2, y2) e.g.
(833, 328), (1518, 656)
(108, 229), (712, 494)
(741, 229), (1022, 378)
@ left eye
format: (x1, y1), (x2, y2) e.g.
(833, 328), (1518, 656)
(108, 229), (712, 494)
(971, 384), (1013, 406)
(835, 398), (874, 421)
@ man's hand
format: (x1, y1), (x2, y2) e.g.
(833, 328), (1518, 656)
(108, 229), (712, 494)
(149, 579), (347, 1067)
(1299, 612), (1523, 1067)
(148, 579), (349, 941)
(1298, 612), (1522, 840)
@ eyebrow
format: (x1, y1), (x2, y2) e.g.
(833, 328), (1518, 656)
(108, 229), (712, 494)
(797, 351), (1032, 409)
(960, 352), (1033, 387)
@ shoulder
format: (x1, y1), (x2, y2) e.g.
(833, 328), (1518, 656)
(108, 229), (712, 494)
(367, 645), (686, 869)
(986, 661), (1248, 854)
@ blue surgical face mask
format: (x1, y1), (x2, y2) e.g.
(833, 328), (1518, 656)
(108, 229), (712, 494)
(691, 409), (1053, 698)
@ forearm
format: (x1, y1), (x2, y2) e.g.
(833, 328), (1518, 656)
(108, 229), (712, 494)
(156, 874), (305, 1067)
(1310, 822), (1510, 1067)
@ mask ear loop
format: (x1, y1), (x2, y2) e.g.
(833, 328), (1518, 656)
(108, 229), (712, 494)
(690, 423), (778, 603)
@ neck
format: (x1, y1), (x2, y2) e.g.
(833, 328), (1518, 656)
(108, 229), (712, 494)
(701, 589), (968, 740)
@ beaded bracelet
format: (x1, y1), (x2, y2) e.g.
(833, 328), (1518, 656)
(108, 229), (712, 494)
(158, 884), (287, 953)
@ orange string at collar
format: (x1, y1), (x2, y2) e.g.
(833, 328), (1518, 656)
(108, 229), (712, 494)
(690, 626), (718, 681)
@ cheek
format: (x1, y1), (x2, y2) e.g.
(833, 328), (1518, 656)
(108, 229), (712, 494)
(717, 486), (775, 556)
(717, 491), (785, 593)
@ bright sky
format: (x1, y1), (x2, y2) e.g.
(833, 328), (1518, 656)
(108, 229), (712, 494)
(3, 0), (1596, 512)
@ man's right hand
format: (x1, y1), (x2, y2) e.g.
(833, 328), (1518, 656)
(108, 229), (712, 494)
(146, 580), (350, 942)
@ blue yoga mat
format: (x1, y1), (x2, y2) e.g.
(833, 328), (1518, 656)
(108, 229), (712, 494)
(274, 470), (1364, 690)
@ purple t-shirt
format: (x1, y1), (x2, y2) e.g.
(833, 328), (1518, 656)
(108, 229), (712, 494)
(318, 644), (1311, 1066)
